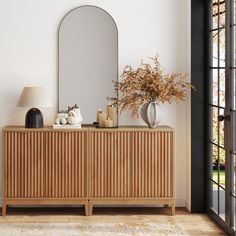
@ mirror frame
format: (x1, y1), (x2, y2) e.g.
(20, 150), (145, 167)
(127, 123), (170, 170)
(57, 5), (119, 125)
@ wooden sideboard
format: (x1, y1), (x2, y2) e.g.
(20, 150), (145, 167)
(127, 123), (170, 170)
(2, 126), (175, 216)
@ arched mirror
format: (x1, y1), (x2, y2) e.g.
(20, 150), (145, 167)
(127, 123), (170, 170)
(58, 6), (118, 124)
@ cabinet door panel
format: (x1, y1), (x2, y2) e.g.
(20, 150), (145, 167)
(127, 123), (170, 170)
(4, 131), (87, 199)
(130, 131), (173, 198)
(45, 131), (87, 198)
(4, 131), (45, 198)
(91, 131), (131, 197)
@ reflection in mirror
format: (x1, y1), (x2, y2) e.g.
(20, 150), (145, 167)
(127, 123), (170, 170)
(59, 6), (118, 124)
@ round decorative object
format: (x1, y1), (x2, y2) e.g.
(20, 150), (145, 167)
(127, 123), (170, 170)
(141, 100), (162, 128)
(60, 117), (67, 125)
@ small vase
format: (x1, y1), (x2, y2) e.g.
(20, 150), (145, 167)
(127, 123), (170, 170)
(141, 99), (162, 128)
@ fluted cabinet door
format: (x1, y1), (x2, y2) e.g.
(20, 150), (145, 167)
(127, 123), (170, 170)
(130, 131), (173, 198)
(4, 131), (87, 199)
(3, 126), (175, 216)
(44, 131), (87, 198)
(4, 131), (45, 198)
(90, 131), (131, 197)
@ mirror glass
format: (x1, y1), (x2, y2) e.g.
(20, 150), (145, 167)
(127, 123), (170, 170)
(59, 6), (118, 124)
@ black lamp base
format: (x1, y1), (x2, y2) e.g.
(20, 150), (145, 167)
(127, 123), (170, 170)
(25, 108), (44, 128)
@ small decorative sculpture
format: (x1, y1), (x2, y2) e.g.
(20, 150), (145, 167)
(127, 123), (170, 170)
(60, 117), (67, 125)
(55, 112), (68, 125)
(67, 104), (83, 125)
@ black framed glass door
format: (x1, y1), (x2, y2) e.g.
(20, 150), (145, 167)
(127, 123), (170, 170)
(208, 0), (236, 234)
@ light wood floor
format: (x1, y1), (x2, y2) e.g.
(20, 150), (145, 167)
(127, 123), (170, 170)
(0, 207), (226, 235)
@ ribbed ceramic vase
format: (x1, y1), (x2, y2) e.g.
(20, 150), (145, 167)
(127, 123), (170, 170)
(141, 99), (162, 128)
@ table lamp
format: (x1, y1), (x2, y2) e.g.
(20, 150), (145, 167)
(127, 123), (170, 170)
(17, 86), (52, 128)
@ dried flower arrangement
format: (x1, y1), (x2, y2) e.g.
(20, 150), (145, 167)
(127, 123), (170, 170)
(108, 56), (195, 117)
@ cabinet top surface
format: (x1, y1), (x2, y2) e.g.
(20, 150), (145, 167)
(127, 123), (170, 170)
(3, 125), (174, 132)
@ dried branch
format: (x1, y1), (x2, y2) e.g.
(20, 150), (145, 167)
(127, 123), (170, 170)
(108, 56), (195, 118)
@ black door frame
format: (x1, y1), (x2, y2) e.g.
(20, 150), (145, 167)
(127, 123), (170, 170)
(191, 0), (235, 234)
(191, 0), (207, 213)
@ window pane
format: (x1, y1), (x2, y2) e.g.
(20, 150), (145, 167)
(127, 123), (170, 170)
(219, 146), (225, 170)
(219, 108), (225, 147)
(219, 186), (225, 220)
(212, 107), (218, 144)
(213, 144), (218, 182)
(219, 69), (225, 107)
(219, 70), (225, 107)
(212, 31), (219, 67)
(219, 148), (225, 188)
(219, 29), (225, 67)
(212, 147), (225, 188)
(212, 0), (219, 29)
(211, 181), (218, 213)
(219, 1), (225, 28)
(212, 70), (218, 106)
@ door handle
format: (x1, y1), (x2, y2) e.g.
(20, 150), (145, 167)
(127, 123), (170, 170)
(218, 115), (230, 122)
(218, 115), (225, 121)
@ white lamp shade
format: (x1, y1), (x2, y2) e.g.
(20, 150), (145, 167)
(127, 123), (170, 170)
(17, 86), (52, 108)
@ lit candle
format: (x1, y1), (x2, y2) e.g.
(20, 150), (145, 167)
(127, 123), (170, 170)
(96, 108), (102, 123)
(98, 112), (106, 128)
(108, 105), (117, 127)
(105, 118), (113, 128)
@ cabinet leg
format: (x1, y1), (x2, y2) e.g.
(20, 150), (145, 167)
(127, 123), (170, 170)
(171, 204), (175, 216)
(89, 201), (93, 216)
(85, 202), (89, 216)
(2, 201), (7, 216)
(85, 201), (93, 216)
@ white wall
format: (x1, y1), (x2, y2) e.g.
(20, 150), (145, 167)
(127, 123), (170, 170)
(0, 0), (191, 207)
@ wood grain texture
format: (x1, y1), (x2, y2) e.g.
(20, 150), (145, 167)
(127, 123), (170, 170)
(90, 131), (131, 198)
(131, 131), (173, 198)
(2, 126), (174, 216)
(3, 130), (87, 199)
(91, 130), (173, 198)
